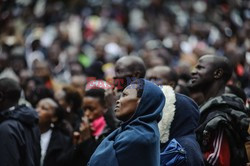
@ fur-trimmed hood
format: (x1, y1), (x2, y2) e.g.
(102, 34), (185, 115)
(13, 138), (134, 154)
(159, 86), (204, 166)
(158, 86), (200, 144)
(158, 86), (176, 143)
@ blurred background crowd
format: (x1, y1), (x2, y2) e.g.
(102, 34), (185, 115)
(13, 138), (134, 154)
(1, 0), (250, 101)
(1, 0), (250, 105)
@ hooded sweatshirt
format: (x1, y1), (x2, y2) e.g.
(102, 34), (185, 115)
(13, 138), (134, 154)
(88, 80), (165, 166)
(159, 86), (204, 166)
(0, 105), (40, 166)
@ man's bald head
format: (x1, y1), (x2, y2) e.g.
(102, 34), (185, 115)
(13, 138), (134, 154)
(146, 66), (178, 88)
(115, 56), (146, 79)
(114, 56), (146, 91)
(200, 55), (233, 83)
(190, 54), (233, 96)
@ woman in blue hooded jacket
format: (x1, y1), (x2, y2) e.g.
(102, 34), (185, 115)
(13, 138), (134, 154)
(88, 79), (165, 166)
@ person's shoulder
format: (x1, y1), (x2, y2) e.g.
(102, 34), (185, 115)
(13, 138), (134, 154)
(52, 127), (71, 142)
(175, 93), (199, 111)
(117, 125), (158, 145)
(176, 93), (196, 105)
(202, 94), (246, 113)
(0, 119), (23, 135)
(48, 128), (72, 149)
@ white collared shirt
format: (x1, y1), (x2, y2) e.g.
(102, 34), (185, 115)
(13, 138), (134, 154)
(40, 129), (52, 166)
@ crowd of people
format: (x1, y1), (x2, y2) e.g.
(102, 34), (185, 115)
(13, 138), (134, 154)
(0, 0), (250, 166)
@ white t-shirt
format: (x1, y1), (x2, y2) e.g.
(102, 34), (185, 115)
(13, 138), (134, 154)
(40, 129), (52, 166)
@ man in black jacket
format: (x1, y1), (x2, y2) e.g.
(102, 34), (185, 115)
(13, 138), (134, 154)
(0, 77), (40, 166)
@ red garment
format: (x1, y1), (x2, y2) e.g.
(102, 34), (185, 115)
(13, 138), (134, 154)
(91, 116), (106, 137)
(204, 129), (230, 166)
(236, 64), (244, 77)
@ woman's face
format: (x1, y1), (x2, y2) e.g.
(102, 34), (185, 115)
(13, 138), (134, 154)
(36, 99), (56, 126)
(114, 84), (140, 121)
(83, 97), (105, 122)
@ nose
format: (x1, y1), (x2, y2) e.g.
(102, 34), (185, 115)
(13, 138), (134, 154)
(36, 107), (40, 113)
(84, 109), (90, 117)
(191, 68), (197, 76)
(115, 99), (121, 107)
(116, 98), (120, 105)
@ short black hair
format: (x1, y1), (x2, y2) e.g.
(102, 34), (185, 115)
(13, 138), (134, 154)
(63, 86), (83, 111)
(85, 89), (106, 107)
(31, 85), (54, 107)
(0, 78), (21, 103)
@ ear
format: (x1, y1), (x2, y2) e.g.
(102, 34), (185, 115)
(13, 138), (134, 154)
(214, 68), (224, 79)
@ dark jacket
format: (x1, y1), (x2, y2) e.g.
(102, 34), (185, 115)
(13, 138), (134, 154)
(0, 105), (40, 166)
(42, 127), (72, 166)
(88, 80), (165, 166)
(159, 86), (204, 166)
(196, 93), (249, 166)
(44, 128), (100, 166)
(45, 108), (118, 166)
(171, 93), (204, 166)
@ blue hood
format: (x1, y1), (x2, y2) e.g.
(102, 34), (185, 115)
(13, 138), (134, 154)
(158, 86), (200, 144)
(88, 79), (165, 166)
(158, 86), (204, 166)
(121, 79), (164, 126)
(169, 93), (199, 139)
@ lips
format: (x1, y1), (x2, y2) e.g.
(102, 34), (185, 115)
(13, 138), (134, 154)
(191, 76), (198, 83)
(114, 105), (120, 112)
(191, 78), (196, 83)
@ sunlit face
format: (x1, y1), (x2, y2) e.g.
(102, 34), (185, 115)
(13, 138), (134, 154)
(83, 97), (105, 122)
(190, 56), (215, 90)
(36, 99), (56, 126)
(114, 84), (140, 122)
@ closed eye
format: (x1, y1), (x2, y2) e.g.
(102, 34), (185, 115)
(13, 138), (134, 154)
(122, 92), (128, 97)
